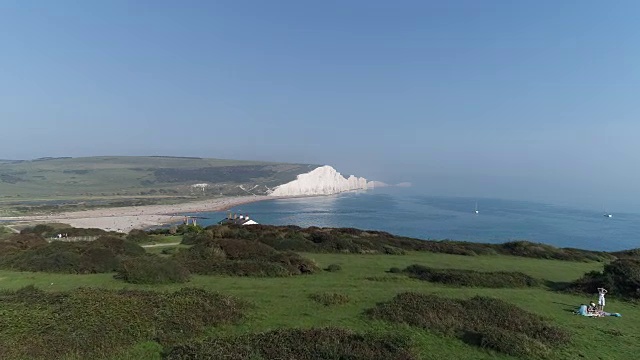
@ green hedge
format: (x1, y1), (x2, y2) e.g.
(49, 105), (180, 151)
(402, 264), (541, 288)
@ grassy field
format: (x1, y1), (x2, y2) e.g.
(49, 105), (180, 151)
(0, 156), (315, 215)
(0, 249), (636, 360)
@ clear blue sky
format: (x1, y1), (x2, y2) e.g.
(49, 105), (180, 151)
(1, 1), (639, 211)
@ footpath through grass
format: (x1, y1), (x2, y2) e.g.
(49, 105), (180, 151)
(0, 251), (637, 359)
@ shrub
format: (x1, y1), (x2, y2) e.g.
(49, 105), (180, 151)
(0, 286), (245, 359)
(325, 263), (342, 272)
(388, 267), (402, 273)
(309, 292), (351, 306)
(366, 292), (569, 358)
(176, 224), (204, 234)
(173, 240), (318, 277)
(126, 229), (151, 243)
(164, 328), (416, 360)
(200, 224), (614, 261)
(19, 224), (55, 236)
(0, 237), (145, 274)
(116, 256), (190, 284)
(383, 245), (406, 255)
(0, 233), (47, 253)
(161, 247), (177, 255)
(216, 238), (278, 260)
(269, 251), (319, 274)
(570, 258), (640, 299)
(208, 260), (291, 277)
(464, 328), (551, 358)
(181, 231), (212, 245)
(402, 265), (541, 288)
(93, 236), (146, 257)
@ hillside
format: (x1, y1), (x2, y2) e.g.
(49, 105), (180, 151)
(0, 224), (637, 359)
(0, 156), (316, 214)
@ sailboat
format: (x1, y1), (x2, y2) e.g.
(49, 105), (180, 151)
(603, 205), (612, 218)
(474, 202), (479, 215)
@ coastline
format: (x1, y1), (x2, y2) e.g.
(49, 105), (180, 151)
(0, 195), (283, 233)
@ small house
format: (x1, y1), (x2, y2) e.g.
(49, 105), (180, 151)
(218, 213), (258, 225)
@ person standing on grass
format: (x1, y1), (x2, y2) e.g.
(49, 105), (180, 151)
(597, 287), (608, 311)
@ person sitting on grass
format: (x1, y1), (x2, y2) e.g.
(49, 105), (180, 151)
(587, 302), (597, 314)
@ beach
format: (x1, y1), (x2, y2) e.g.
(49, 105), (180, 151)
(0, 195), (274, 233)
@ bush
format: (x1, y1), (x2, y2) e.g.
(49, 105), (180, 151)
(402, 265), (541, 288)
(164, 328), (416, 360)
(388, 267), (402, 273)
(181, 231), (212, 245)
(0, 233), (47, 254)
(93, 236), (146, 256)
(464, 328), (551, 358)
(366, 292), (569, 358)
(198, 224), (614, 261)
(173, 240), (318, 277)
(176, 224), (204, 234)
(216, 238), (278, 260)
(126, 229), (151, 243)
(309, 292), (351, 306)
(116, 256), (190, 284)
(325, 263), (342, 272)
(0, 236), (145, 274)
(570, 258), (640, 299)
(0, 286), (245, 359)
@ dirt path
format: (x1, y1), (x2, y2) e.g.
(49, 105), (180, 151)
(141, 242), (182, 248)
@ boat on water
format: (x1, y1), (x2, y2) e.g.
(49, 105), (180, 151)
(474, 202), (479, 215)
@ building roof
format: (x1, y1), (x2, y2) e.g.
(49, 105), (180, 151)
(217, 213), (258, 225)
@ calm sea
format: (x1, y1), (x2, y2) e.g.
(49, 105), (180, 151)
(191, 189), (640, 251)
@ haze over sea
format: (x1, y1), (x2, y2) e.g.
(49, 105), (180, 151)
(194, 188), (639, 252)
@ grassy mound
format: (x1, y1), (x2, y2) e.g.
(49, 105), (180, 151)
(0, 235), (145, 273)
(0, 286), (245, 359)
(164, 327), (416, 360)
(309, 292), (351, 306)
(366, 292), (569, 358)
(402, 264), (541, 288)
(186, 225), (613, 262)
(173, 239), (318, 277)
(570, 258), (640, 299)
(115, 256), (191, 284)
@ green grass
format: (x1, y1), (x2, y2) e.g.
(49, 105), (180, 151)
(0, 251), (636, 360)
(140, 235), (183, 245)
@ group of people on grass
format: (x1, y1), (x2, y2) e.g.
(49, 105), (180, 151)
(585, 288), (608, 316)
(575, 287), (621, 317)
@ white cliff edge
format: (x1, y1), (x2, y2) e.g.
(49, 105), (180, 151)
(268, 165), (369, 196)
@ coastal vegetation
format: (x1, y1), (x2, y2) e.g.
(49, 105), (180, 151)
(570, 258), (640, 299)
(401, 264), (542, 288)
(366, 293), (570, 358)
(164, 328), (414, 360)
(0, 224), (638, 359)
(183, 224), (614, 262)
(0, 286), (245, 359)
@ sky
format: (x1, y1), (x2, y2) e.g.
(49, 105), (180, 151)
(1, 1), (639, 211)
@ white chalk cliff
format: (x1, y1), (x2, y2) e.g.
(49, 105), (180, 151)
(268, 165), (368, 196)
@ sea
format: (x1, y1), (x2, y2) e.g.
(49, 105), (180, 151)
(189, 189), (639, 252)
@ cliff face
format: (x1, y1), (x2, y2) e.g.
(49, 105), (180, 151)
(268, 165), (368, 196)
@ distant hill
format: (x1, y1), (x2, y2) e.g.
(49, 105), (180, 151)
(0, 156), (316, 214)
